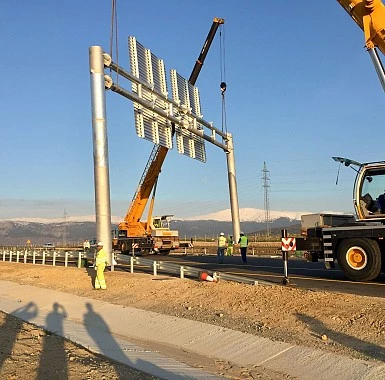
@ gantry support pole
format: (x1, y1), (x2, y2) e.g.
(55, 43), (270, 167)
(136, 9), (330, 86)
(89, 46), (113, 270)
(225, 133), (241, 243)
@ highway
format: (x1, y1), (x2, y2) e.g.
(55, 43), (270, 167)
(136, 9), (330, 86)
(141, 252), (385, 298)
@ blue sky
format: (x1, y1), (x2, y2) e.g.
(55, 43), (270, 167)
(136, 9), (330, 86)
(2, 1), (385, 220)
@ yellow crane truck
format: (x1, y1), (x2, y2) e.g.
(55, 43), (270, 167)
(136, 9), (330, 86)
(292, 1), (385, 281)
(299, 157), (385, 281)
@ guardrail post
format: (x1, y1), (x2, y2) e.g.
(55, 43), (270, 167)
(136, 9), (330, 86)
(65, 252), (68, 267)
(9, 251), (13, 262)
(153, 260), (158, 276)
(184, 247), (187, 255)
(180, 266), (185, 279)
(252, 247), (255, 256)
(53, 251), (56, 266)
(130, 256), (134, 273)
(24, 250), (27, 263)
(78, 252), (82, 268)
(42, 251), (46, 265)
(32, 251), (36, 264)
(16, 251), (20, 263)
(2, 249), (5, 262)
(204, 247), (207, 255)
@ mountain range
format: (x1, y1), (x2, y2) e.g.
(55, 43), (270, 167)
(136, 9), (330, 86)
(0, 207), (305, 246)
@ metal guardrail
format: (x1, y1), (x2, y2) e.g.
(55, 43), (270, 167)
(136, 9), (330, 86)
(114, 254), (273, 286)
(0, 249), (87, 268)
(0, 249), (274, 286)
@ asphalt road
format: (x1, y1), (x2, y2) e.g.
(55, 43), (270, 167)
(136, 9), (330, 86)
(139, 252), (385, 298)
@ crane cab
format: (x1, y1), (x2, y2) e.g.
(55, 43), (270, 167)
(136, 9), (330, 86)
(353, 161), (385, 220)
(334, 157), (385, 221)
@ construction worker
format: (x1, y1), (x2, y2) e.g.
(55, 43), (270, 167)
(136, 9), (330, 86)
(94, 242), (108, 290)
(83, 239), (90, 252)
(238, 232), (249, 264)
(226, 235), (234, 256)
(217, 232), (227, 264)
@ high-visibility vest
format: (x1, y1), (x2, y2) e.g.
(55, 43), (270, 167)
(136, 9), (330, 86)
(95, 248), (108, 265)
(239, 235), (248, 247)
(218, 236), (227, 247)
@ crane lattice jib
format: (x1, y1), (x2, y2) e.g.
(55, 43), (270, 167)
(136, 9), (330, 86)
(124, 144), (167, 223)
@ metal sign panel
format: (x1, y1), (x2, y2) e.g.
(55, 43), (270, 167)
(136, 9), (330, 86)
(176, 128), (206, 162)
(129, 37), (172, 148)
(170, 70), (206, 162)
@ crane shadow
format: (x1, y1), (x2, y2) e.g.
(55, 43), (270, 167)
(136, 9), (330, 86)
(296, 312), (385, 362)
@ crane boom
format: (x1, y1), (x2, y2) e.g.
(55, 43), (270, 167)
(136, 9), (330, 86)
(189, 17), (225, 85)
(117, 17), (225, 251)
(337, 1), (385, 91)
(337, 0), (385, 53)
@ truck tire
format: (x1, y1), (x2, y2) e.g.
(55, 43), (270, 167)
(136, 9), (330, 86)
(337, 238), (381, 282)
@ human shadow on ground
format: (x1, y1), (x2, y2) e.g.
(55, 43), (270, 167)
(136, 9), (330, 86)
(0, 302), (38, 370)
(83, 302), (186, 379)
(37, 302), (68, 379)
(85, 266), (97, 288)
(296, 312), (385, 362)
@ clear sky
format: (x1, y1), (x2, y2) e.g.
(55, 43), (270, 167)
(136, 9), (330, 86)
(2, 1), (385, 220)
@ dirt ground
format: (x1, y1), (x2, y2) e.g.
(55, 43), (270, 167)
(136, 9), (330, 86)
(1, 261), (385, 379)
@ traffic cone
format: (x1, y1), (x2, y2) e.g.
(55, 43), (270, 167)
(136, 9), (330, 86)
(198, 271), (217, 282)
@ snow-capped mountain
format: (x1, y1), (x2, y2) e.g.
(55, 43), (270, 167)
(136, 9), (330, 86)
(0, 215), (123, 224)
(0, 207), (350, 225)
(182, 208), (307, 222)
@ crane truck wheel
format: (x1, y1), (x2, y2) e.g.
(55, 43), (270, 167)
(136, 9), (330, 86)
(337, 238), (381, 282)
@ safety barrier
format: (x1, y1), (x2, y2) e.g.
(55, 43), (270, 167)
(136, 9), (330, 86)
(0, 249), (274, 287)
(1, 249), (87, 268)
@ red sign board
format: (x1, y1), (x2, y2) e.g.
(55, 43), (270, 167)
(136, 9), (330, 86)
(281, 237), (296, 251)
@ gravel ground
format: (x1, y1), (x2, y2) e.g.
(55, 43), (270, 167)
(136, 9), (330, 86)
(0, 261), (385, 378)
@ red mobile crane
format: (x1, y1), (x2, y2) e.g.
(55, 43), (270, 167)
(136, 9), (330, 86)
(114, 18), (225, 255)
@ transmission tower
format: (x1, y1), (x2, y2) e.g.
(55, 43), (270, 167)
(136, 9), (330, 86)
(63, 209), (68, 247)
(261, 162), (271, 237)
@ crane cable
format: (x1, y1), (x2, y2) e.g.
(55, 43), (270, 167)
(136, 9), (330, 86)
(219, 24), (227, 134)
(109, 0), (119, 84)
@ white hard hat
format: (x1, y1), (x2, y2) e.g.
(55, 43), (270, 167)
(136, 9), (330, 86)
(97, 241), (103, 246)
(240, 231), (244, 235)
(220, 232), (224, 236)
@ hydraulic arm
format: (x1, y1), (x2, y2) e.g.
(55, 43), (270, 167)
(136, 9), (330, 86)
(337, 0), (385, 52)
(337, 0), (385, 90)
